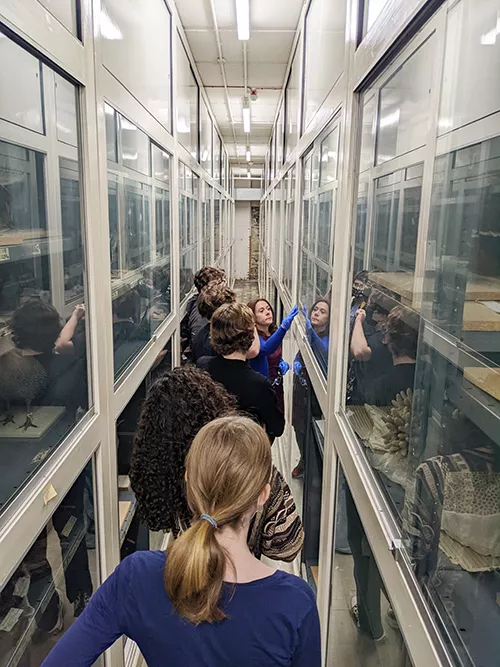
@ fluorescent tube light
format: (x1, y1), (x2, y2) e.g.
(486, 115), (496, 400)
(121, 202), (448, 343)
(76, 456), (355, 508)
(246, 149), (251, 162)
(236, 0), (250, 40)
(243, 105), (251, 133)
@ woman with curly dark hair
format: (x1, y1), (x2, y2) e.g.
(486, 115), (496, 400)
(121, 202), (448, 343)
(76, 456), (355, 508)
(129, 366), (302, 561)
(130, 366), (237, 534)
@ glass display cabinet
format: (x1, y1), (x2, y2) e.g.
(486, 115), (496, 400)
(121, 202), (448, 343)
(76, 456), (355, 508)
(106, 107), (172, 379)
(343, 3), (500, 665)
(0, 41), (91, 520)
(283, 167), (296, 296)
(179, 162), (199, 302)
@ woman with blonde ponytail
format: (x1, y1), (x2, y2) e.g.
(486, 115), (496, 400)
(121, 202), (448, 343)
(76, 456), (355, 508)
(42, 416), (321, 667)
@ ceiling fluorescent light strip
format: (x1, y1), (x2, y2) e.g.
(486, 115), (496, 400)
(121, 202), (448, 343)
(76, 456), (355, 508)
(236, 0), (250, 40)
(243, 104), (251, 134)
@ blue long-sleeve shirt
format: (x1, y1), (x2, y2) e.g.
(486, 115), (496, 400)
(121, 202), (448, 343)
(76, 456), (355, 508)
(42, 550), (321, 667)
(249, 325), (287, 377)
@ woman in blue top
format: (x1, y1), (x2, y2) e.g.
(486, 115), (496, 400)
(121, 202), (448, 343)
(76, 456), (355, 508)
(42, 416), (321, 667)
(248, 298), (297, 413)
(247, 299), (298, 378)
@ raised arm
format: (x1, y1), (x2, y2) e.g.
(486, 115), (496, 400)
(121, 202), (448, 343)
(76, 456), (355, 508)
(55, 304), (85, 355)
(350, 310), (372, 361)
(259, 305), (299, 356)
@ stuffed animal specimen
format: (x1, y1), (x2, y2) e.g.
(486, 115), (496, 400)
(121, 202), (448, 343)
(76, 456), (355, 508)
(0, 348), (49, 430)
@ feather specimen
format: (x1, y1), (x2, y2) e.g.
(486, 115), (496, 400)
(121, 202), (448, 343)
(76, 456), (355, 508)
(0, 349), (49, 431)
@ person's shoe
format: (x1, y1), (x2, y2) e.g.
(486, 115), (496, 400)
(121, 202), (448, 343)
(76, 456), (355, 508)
(349, 595), (385, 642)
(73, 591), (92, 618)
(292, 460), (304, 479)
(386, 606), (399, 630)
(44, 591), (64, 634)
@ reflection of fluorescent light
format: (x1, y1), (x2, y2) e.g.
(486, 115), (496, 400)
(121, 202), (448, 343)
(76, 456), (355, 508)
(176, 114), (190, 133)
(481, 13), (500, 44)
(235, 0), (250, 40)
(100, 8), (123, 40)
(243, 105), (251, 133)
(122, 153), (138, 161)
(247, 170), (251, 178)
(438, 117), (453, 130)
(246, 149), (251, 162)
(121, 118), (137, 131)
(481, 28), (497, 44)
(201, 150), (209, 162)
(379, 109), (400, 128)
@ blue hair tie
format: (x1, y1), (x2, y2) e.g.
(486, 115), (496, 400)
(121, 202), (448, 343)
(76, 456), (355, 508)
(200, 514), (218, 529)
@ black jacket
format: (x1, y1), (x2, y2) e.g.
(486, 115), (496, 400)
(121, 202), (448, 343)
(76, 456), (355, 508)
(191, 323), (214, 362)
(197, 356), (285, 439)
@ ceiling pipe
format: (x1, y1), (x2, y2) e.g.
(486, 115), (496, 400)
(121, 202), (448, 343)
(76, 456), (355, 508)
(208, 0), (240, 165)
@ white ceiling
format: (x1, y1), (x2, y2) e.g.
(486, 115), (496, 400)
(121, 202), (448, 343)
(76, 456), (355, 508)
(175, 0), (304, 176)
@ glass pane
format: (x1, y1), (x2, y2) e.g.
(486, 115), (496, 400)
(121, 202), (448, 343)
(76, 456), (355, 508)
(360, 94), (376, 173)
(291, 365), (325, 583)
(38, 0), (79, 35)
(151, 187), (171, 333)
(176, 35), (199, 160)
(326, 464), (413, 665)
(285, 39), (301, 161)
(376, 36), (434, 165)
(304, 0), (347, 130)
(111, 180), (153, 380)
(152, 145), (170, 184)
(439, 0), (500, 135)
(214, 193), (220, 259)
(399, 185), (421, 271)
(120, 117), (150, 176)
(60, 159), (84, 305)
(0, 464), (101, 665)
(200, 101), (212, 176)
(372, 188), (400, 271)
(213, 130), (221, 182)
(0, 73), (91, 515)
(318, 191), (333, 263)
(105, 104), (118, 163)
(55, 75), (78, 147)
(320, 127), (339, 185)
(0, 36), (43, 134)
(364, 0), (389, 34)
(108, 176), (119, 271)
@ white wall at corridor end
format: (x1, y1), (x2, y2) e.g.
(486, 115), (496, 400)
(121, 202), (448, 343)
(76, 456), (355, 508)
(234, 201), (251, 279)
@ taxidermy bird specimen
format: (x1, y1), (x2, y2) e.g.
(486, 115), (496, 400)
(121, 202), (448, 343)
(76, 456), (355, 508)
(0, 349), (49, 430)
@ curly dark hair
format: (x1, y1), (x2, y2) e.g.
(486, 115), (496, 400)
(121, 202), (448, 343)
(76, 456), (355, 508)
(385, 305), (420, 359)
(129, 366), (237, 534)
(11, 298), (62, 353)
(211, 302), (256, 356)
(194, 266), (225, 293)
(197, 284), (236, 320)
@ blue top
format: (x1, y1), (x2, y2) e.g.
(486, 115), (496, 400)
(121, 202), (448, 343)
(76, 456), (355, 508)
(249, 325), (287, 377)
(42, 550), (321, 667)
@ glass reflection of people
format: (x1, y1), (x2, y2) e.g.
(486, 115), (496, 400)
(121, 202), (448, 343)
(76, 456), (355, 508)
(42, 417), (320, 667)
(130, 366), (303, 560)
(350, 270), (369, 323)
(181, 266), (226, 359)
(290, 300), (330, 478)
(304, 299), (330, 374)
(247, 298), (298, 413)
(363, 305), (419, 407)
(348, 290), (393, 405)
(191, 284), (236, 362)
(197, 302), (285, 442)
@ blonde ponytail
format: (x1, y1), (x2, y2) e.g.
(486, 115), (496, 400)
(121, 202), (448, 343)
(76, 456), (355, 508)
(164, 416), (271, 624)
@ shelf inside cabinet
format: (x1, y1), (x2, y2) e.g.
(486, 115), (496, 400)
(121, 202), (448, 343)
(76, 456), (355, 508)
(447, 377), (500, 449)
(119, 489), (137, 547)
(5, 519), (87, 667)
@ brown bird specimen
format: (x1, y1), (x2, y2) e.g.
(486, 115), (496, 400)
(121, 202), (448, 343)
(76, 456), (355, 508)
(0, 349), (49, 431)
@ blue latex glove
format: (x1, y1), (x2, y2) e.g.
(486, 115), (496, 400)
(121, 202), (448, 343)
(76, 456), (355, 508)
(278, 360), (290, 376)
(293, 360), (303, 376)
(302, 305), (313, 334)
(281, 305), (299, 331)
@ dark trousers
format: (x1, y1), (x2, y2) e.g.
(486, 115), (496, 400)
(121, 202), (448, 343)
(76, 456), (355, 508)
(346, 486), (384, 639)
